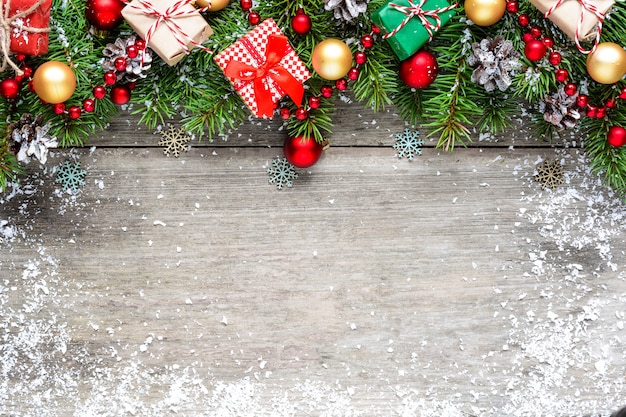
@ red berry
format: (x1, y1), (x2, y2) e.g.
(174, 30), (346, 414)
(586, 105), (597, 118)
(371, 24), (381, 34)
(114, 56), (127, 71)
(134, 39), (146, 50)
(248, 11), (260, 25)
(126, 45), (138, 59)
(347, 67), (359, 80)
(530, 27), (542, 39)
(110, 84), (131, 105)
(294, 107), (308, 120)
(321, 86), (333, 98)
(564, 83), (577, 96)
(361, 35), (374, 49)
(576, 94), (589, 107)
(606, 98), (617, 108)
(279, 107), (290, 120)
(596, 107), (607, 119)
(542, 37), (554, 49)
(240, 0), (252, 10)
(355, 51), (367, 65)
(83, 98), (96, 112)
(335, 78), (348, 90)
(93, 85), (107, 99)
(548, 51), (562, 66)
(506, 0), (518, 13)
(308, 96), (321, 109)
(518, 14), (530, 26)
(522, 33), (534, 43)
(555, 68), (568, 82)
(21, 65), (33, 78)
(68, 105), (82, 119)
(104, 71), (117, 85)
(52, 103), (66, 114)
(620, 86), (626, 99)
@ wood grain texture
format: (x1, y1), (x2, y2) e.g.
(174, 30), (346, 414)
(2, 134), (625, 416)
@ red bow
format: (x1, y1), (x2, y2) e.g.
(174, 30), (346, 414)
(224, 34), (304, 118)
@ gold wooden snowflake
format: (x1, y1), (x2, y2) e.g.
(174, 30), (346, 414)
(535, 159), (564, 189)
(158, 125), (190, 157)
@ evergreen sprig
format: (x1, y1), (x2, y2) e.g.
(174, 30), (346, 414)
(1, 0), (626, 197)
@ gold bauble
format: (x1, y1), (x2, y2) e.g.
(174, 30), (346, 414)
(32, 61), (76, 104)
(464, 0), (506, 26)
(311, 39), (353, 80)
(586, 42), (626, 84)
(195, 0), (230, 10)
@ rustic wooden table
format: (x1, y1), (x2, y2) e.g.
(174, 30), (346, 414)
(1, 100), (625, 416)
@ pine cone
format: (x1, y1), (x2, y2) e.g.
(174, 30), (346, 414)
(468, 36), (519, 92)
(8, 114), (58, 164)
(539, 87), (581, 131)
(102, 35), (153, 83)
(324, 0), (367, 21)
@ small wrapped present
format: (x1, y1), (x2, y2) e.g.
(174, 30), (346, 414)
(529, 0), (613, 52)
(122, 0), (213, 66)
(214, 19), (311, 118)
(371, 0), (457, 61)
(4, 0), (52, 56)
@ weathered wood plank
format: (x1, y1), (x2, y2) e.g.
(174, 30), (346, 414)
(94, 97), (558, 148)
(1, 145), (624, 416)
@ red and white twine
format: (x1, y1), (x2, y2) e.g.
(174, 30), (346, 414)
(544, 0), (605, 54)
(382, 0), (458, 41)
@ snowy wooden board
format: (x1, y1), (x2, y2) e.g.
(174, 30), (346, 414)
(1, 108), (625, 417)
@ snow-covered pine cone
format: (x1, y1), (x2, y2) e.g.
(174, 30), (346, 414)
(324, 0), (368, 21)
(102, 35), (153, 83)
(8, 113), (57, 164)
(467, 36), (519, 92)
(539, 87), (581, 131)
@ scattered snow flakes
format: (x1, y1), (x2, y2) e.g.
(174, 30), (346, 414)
(158, 125), (190, 157)
(393, 128), (424, 160)
(535, 159), (564, 189)
(55, 160), (86, 192)
(267, 157), (298, 189)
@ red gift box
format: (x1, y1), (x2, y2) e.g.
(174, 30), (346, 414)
(215, 19), (311, 118)
(6, 0), (52, 56)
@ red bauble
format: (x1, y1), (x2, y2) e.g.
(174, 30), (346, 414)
(524, 40), (547, 61)
(0, 78), (20, 100)
(110, 85), (131, 105)
(399, 49), (438, 89)
(284, 135), (323, 168)
(291, 9), (312, 34)
(86, 0), (125, 30)
(608, 126), (626, 147)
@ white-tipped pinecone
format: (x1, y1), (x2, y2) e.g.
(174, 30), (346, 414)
(324, 0), (367, 21)
(468, 36), (519, 92)
(9, 113), (58, 164)
(102, 35), (153, 83)
(539, 87), (581, 131)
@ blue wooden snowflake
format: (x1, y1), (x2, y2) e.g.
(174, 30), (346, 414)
(393, 128), (424, 160)
(55, 160), (86, 192)
(267, 157), (298, 189)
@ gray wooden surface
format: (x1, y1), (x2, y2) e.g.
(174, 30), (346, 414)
(1, 100), (625, 417)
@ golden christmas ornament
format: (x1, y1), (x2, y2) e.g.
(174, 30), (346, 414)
(311, 39), (353, 80)
(195, 0), (230, 10)
(464, 0), (506, 26)
(32, 61), (76, 104)
(586, 42), (626, 84)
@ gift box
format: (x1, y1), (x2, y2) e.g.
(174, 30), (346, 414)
(6, 0), (52, 56)
(214, 19), (311, 118)
(122, 0), (213, 66)
(371, 0), (457, 61)
(529, 0), (613, 44)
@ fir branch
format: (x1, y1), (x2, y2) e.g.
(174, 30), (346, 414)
(0, 142), (21, 191)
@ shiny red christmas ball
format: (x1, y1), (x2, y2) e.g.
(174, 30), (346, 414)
(608, 126), (626, 147)
(284, 135), (323, 168)
(110, 85), (131, 105)
(399, 49), (438, 89)
(524, 40), (547, 61)
(0, 78), (20, 99)
(85, 0), (125, 30)
(291, 9), (311, 34)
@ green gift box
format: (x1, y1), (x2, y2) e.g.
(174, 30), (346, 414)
(371, 0), (457, 61)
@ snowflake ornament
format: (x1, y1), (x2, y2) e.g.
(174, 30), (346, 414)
(55, 161), (86, 192)
(267, 157), (298, 189)
(158, 125), (190, 157)
(535, 159), (565, 189)
(393, 128), (424, 160)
